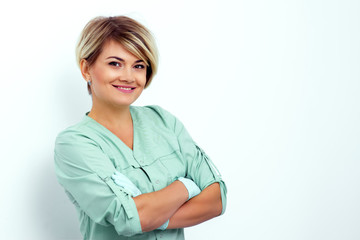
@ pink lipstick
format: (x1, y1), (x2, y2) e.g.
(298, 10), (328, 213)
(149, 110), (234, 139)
(113, 85), (136, 93)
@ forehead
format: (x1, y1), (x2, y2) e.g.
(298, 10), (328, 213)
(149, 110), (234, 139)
(99, 40), (140, 61)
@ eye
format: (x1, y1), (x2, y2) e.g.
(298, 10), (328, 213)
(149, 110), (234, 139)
(134, 64), (145, 69)
(109, 62), (120, 67)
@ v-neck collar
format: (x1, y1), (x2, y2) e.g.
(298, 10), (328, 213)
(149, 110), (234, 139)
(84, 106), (137, 154)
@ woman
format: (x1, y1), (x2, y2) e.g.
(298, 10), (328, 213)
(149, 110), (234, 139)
(54, 16), (227, 240)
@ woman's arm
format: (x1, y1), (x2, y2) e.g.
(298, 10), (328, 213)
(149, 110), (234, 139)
(133, 180), (188, 232)
(112, 172), (201, 232)
(148, 106), (227, 229)
(167, 182), (222, 229)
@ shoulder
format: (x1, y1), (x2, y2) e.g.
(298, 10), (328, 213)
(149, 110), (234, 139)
(55, 116), (97, 146)
(132, 105), (186, 136)
(131, 105), (181, 129)
(132, 105), (175, 119)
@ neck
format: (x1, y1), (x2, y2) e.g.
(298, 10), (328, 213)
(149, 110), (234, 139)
(88, 101), (132, 130)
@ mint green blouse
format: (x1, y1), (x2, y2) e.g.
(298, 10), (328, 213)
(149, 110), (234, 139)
(54, 105), (227, 240)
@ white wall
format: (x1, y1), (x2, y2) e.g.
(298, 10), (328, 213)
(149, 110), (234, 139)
(0, 0), (359, 239)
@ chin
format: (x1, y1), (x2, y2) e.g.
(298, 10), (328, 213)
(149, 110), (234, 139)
(113, 97), (139, 107)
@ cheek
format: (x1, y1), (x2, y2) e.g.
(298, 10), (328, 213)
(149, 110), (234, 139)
(136, 73), (147, 87)
(90, 66), (113, 83)
(90, 67), (103, 82)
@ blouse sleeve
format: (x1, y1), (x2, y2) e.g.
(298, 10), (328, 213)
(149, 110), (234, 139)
(54, 130), (142, 237)
(150, 106), (227, 215)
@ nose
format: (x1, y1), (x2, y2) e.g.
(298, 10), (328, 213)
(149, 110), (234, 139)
(120, 67), (135, 83)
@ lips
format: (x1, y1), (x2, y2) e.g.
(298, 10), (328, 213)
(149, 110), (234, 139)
(113, 85), (136, 93)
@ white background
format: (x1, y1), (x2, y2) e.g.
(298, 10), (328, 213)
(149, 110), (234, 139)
(0, 0), (359, 239)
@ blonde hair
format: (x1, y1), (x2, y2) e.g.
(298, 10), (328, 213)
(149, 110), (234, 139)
(76, 16), (158, 92)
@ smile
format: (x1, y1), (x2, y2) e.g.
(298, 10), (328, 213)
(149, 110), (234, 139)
(113, 85), (136, 93)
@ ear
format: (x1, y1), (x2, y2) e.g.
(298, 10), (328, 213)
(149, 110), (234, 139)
(80, 59), (91, 81)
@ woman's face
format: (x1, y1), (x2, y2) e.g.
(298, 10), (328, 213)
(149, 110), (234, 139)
(86, 40), (147, 109)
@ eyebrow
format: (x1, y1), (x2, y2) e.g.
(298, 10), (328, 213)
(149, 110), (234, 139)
(106, 56), (144, 63)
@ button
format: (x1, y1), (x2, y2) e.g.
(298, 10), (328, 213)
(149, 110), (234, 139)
(155, 180), (160, 184)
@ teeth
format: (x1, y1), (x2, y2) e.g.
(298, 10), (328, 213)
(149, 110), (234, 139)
(118, 87), (131, 90)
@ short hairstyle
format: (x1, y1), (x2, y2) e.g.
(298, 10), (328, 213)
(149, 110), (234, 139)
(76, 16), (159, 93)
